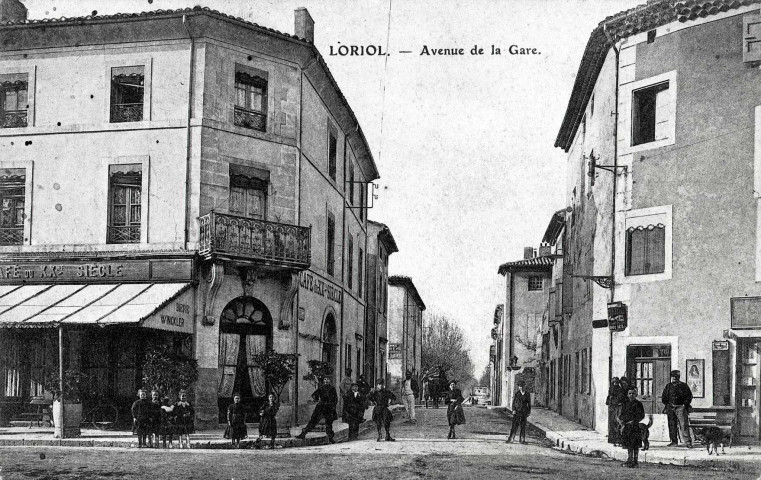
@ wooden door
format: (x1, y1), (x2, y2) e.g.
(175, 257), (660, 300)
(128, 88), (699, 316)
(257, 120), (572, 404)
(738, 340), (760, 440)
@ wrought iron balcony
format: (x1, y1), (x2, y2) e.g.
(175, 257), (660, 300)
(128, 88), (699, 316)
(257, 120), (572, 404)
(199, 212), (311, 269)
(110, 103), (144, 123)
(107, 225), (140, 244)
(1, 110), (27, 128)
(0, 227), (23, 245)
(233, 106), (266, 132)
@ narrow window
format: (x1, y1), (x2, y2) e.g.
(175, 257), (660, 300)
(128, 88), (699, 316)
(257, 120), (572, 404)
(632, 82), (669, 146)
(349, 162), (355, 205)
(0, 74), (28, 128)
(328, 128), (337, 181)
(108, 164), (142, 243)
(356, 347), (361, 378)
(346, 344), (352, 373)
(326, 212), (335, 276)
(234, 68), (268, 132)
(347, 236), (354, 290)
(359, 182), (365, 222)
(528, 276), (543, 291)
(110, 66), (144, 123)
(0, 168), (25, 245)
(625, 224), (666, 275)
(358, 247), (364, 298)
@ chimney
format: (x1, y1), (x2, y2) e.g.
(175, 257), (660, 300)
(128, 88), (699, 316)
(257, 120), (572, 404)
(538, 242), (552, 257)
(0, 0), (27, 23)
(294, 8), (314, 43)
(523, 247), (536, 260)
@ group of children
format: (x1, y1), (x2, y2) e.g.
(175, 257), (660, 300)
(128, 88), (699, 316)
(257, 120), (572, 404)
(131, 389), (195, 449)
(224, 392), (280, 449)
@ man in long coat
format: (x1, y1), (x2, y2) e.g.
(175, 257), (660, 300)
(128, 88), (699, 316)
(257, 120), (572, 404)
(506, 380), (531, 444)
(661, 369), (693, 448)
(296, 376), (339, 443)
(369, 380), (396, 442)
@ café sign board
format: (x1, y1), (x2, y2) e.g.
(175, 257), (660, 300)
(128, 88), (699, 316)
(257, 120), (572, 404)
(141, 288), (194, 334)
(0, 259), (193, 284)
(388, 343), (402, 359)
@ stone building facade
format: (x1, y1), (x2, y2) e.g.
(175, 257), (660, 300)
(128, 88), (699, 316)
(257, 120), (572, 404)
(387, 276), (425, 395)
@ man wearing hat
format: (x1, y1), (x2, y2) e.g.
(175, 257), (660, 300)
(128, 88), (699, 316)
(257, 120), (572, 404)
(401, 370), (419, 423)
(661, 369), (693, 448)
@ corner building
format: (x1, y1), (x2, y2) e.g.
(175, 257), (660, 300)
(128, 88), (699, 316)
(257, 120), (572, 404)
(0, 3), (378, 429)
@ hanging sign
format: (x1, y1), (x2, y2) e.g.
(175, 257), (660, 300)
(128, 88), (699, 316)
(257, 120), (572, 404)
(607, 302), (628, 332)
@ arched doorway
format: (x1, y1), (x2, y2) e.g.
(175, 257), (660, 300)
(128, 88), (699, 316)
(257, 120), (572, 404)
(322, 313), (337, 385)
(218, 296), (272, 423)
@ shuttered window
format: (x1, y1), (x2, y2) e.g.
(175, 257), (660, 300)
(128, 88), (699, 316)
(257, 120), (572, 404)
(327, 212), (335, 276)
(625, 224), (665, 276)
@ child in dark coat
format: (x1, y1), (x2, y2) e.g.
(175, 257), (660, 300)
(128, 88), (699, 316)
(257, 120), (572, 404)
(258, 393), (279, 449)
(131, 389), (151, 448)
(173, 390), (195, 449)
(368, 380), (396, 442)
(618, 387), (646, 468)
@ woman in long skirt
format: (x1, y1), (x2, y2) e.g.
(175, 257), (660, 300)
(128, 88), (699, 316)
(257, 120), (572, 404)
(225, 393), (247, 448)
(445, 380), (465, 439)
(606, 377), (622, 445)
(258, 393), (279, 449)
(618, 387), (645, 468)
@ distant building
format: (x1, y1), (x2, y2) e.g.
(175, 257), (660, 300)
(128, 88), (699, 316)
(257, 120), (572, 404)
(387, 276), (425, 395)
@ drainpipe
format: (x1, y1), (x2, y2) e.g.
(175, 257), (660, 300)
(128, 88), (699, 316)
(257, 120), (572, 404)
(602, 23), (620, 394)
(181, 15), (195, 248)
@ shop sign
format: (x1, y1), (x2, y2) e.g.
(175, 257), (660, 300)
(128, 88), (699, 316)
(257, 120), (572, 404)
(388, 343), (402, 359)
(141, 289), (194, 334)
(712, 340), (729, 351)
(0, 259), (193, 284)
(730, 296), (761, 329)
(299, 271), (342, 304)
(607, 302), (627, 332)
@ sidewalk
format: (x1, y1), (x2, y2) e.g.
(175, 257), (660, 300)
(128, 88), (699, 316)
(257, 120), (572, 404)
(492, 406), (761, 471)
(0, 405), (403, 450)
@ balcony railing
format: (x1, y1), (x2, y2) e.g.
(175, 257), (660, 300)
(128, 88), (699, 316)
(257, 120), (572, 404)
(1, 110), (27, 128)
(110, 103), (144, 123)
(107, 225), (140, 244)
(199, 212), (311, 269)
(234, 106), (266, 132)
(0, 227), (23, 245)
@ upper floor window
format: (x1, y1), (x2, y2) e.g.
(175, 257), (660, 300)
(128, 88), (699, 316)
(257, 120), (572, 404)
(348, 162), (355, 205)
(107, 164), (142, 244)
(358, 247), (364, 298)
(326, 212), (335, 276)
(0, 169), (25, 245)
(528, 276), (544, 291)
(328, 126), (337, 181)
(625, 224), (665, 276)
(632, 82), (669, 146)
(110, 66), (144, 123)
(1, 74), (28, 128)
(359, 182), (365, 222)
(229, 165), (268, 220)
(234, 67), (268, 132)
(347, 235), (354, 289)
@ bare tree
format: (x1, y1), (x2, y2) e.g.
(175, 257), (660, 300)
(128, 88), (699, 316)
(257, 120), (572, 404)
(421, 309), (474, 383)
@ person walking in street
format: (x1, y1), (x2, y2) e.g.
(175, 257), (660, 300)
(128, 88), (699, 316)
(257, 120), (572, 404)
(618, 386), (645, 468)
(225, 393), (247, 448)
(342, 383), (365, 441)
(401, 370), (419, 424)
(173, 390), (194, 449)
(606, 377), (622, 446)
(258, 392), (280, 449)
(445, 380), (465, 439)
(131, 389), (151, 448)
(369, 379), (396, 442)
(661, 369), (693, 448)
(296, 377), (339, 443)
(506, 380), (531, 444)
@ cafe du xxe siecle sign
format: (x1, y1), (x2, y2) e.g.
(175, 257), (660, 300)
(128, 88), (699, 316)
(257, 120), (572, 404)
(0, 259), (193, 284)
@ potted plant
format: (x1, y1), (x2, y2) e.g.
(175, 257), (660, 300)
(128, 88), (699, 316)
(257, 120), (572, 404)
(45, 369), (93, 438)
(141, 344), (198, 398)
(252, 350), (299, 435)
(303, 360), (334, 391)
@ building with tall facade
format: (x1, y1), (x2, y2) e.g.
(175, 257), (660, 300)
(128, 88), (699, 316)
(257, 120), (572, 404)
(387, 275), (425, 395)
(0, 2), (383, 429)
(542, 0), (761, 442)
(365, 221), (398, 386)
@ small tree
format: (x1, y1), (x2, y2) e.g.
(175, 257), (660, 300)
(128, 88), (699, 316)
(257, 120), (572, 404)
(303, 360), (333, 390)
(45, 370), (94, 404)
(142, 344), (198, 398)
(251, 350), (299, 402)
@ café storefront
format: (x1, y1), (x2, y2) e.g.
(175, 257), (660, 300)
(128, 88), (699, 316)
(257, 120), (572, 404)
(0, 256), (195, 428)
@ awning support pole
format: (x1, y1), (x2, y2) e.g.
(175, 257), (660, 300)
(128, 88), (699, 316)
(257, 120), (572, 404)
(58, 325), (65, 440)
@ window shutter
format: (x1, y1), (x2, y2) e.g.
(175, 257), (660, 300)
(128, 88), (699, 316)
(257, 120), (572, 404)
(627, 228), (646, 275)
(744, 13), (761, 63)
(648, 226), (666, 274)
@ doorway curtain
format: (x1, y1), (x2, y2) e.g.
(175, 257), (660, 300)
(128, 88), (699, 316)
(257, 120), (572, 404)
(245, 335), (266, 397)
(218, 333), (240, 397)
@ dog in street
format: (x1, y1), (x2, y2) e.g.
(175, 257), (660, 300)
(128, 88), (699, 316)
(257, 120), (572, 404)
(639, 415), (653, 451)
(698, 426), (729, 455)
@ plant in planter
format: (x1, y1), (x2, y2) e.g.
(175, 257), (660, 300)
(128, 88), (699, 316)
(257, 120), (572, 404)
(44, 370), (94, 437)
(141, 344), (199, 397)
(303, 360), (334, 391)
(251, 350), (299, 402)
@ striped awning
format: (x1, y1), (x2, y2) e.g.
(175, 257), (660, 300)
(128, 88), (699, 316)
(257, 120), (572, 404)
(0, 283), (191, 329)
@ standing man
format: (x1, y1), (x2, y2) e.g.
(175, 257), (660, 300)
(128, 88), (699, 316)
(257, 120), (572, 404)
(401, 370), (419, 423)
(369, 380), (396, 442)
(661, 369), (693, 448)
(506, 380), (531, 444)
(340, 368), (353, 397)
(296, 377), (339, 443)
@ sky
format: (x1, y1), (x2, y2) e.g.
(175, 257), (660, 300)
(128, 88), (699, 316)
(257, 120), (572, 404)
(23, 0), (646, 377)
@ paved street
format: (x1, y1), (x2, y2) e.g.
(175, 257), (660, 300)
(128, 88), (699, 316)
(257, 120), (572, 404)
(0, 406), (757, 479)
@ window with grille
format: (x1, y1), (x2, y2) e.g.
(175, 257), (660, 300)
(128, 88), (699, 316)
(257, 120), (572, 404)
(234, 68), (267, 132)
(1, 74), (28, 128)
(107, 164), (141, 244)
(625, 224), (665, 276)
(110, 66), (144, 123)
(326, 212), (335, 276)
(328, 128), (337, 181)
(0, 168), (25, 245)
(528, 276), (543, 291)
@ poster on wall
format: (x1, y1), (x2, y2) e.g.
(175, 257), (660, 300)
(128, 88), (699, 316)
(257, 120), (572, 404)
(686, 359), (704, 398)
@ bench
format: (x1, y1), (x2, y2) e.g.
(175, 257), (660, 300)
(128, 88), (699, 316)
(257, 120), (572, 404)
(689, 406), (735, 447)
